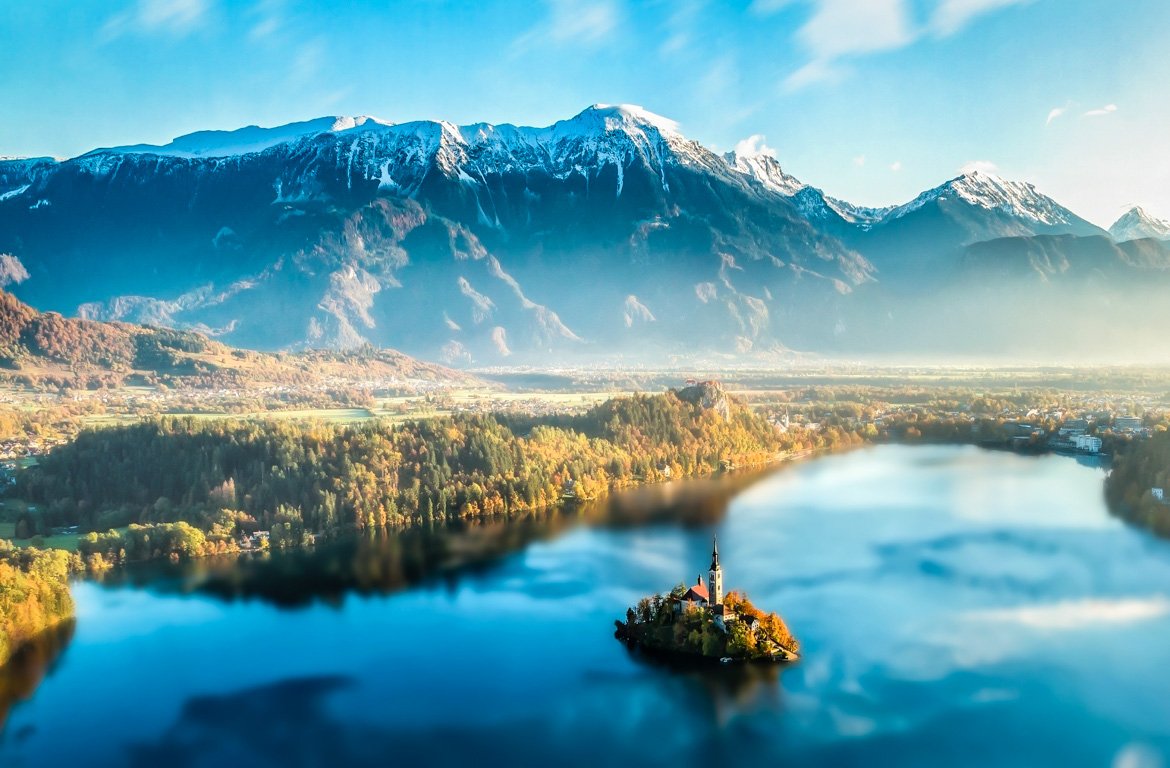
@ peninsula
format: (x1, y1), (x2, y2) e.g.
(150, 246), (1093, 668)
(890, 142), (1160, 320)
(615, 537), (799, 663)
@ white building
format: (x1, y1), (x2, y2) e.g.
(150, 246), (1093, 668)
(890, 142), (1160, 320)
(1073, 434), (1102, 454)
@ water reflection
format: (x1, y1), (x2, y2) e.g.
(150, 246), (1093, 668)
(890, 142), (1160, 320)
(619, 644), (785, 726)
(0, 621), (75, 730)
(98, 469), (772, 607)
(7, 446), (1168, 767)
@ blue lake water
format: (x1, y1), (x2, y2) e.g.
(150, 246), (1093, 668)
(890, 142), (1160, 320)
(2, 444), (1170, 767)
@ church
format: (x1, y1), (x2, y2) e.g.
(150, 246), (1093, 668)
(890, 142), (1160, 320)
(676, 536), (735, 628)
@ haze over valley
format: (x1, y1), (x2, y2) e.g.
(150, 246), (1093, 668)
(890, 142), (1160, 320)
(3, 105), (1169, 366)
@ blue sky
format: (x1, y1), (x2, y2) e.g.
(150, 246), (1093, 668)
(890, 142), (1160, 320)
(2, 0), (1168, 226)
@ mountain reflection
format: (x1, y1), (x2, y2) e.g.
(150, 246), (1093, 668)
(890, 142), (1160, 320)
(97, 468), (776, 607)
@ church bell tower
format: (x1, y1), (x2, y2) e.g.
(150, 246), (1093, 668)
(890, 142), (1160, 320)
(708, 535), (724, 606)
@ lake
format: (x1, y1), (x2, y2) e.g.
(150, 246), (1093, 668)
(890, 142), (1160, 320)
(2, 444), (1169, 767)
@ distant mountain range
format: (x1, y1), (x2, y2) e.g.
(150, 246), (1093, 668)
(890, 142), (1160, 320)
(1, 104), (1167, 363)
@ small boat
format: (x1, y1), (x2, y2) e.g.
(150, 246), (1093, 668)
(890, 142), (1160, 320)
(720, 657), (733, 664)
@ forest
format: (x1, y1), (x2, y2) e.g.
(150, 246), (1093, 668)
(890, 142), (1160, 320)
(0, 544), (74, 667)
(14, 385), (817, 569)
(1105, 431), (1170, 537)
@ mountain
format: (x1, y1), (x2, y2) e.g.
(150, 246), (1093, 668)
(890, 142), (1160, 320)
(0, 105), (875, 362)
(723, 150), (891, 230)
(0, 105), (1166, 361)
(845, 172), (1106, 281)
(1109, 206), (1170, 242)
(0, 290), (473, 390)
(720, 154), (1103, 278)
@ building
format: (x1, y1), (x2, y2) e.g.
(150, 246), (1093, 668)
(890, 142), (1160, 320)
(1114, 416), (1143, 432)
(675, 536), (727, 619)
(1154, 488), (1165, 502)
(681, 578), (709, 609)
(1073, 434), (1102, 454)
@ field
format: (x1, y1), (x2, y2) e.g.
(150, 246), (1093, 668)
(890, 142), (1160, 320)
(0, 521), (86, 552)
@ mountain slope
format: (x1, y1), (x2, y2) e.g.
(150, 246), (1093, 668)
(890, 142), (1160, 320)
(2, 106), (1166, 361)
(0, 105), (873, 362)
(1109, 207), (1170, 242)
(0, 290), (474, 389)
(851, 172), (1106, 281)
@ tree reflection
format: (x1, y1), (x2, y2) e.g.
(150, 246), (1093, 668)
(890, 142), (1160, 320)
(620, 642), (786, 726)
(0, 468), (778, 736)
(0, 620), (75, 730)
(97, 468), (775, 607)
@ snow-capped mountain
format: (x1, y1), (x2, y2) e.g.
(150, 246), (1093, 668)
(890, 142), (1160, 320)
(0, 105), (873, 360)
(849, 170), (1107, 279)
(0, 106), (1165, 361)
(722, 150), (890, 228)
(882, 171), (1099, 233)
(1109, 206), (1170, 242)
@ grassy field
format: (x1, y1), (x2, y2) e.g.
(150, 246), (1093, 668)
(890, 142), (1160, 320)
(0, 521), (86, 552)
(80, 407), (379, 428)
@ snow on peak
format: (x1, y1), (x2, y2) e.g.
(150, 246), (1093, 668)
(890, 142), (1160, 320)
(94, 115), (396, 159)
(888, 169), (1077, 226)
(87, 105), (689, 163)
(724, 149), (805, 197)
(1109, 206), (1170, 241)
(575, 104), (680, 135)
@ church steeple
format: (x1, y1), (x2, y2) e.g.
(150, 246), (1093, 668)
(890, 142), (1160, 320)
(708, 535), (723, 606)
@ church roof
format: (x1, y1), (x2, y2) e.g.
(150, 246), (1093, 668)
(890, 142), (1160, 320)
(683, 583), (709, 602)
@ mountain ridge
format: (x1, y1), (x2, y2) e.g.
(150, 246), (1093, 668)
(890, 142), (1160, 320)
(1, 105), (1167, 362)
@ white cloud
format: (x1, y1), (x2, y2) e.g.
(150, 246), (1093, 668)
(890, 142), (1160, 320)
(966, 596), (1170, 631)
(853, 154), (866, 166)
(513, 0), (620, 54)
(102, 0), (210, 40)
(776, 0), (1027, 89)
(695, 282), (717, 303)
(774, 0), (912, 89)
(1083, 103), (1119, 118)
(1045, 106), (1067, 126)
(930, 0), (1029, 37)
(889, 160), (902, 172)
(799, 0), (913, 60)
(732, 134), (777, 159)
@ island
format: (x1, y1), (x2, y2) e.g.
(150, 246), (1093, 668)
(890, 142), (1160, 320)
(615, 537), (800, 663)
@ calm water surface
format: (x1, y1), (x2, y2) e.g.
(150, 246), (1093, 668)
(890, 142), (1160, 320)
(2, 445), (1169, 767)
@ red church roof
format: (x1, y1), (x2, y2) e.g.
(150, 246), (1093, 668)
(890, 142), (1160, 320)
(683, 583), (709, 602)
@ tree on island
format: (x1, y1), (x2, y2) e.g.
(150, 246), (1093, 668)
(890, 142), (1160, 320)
(616, 570), (799, 662)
